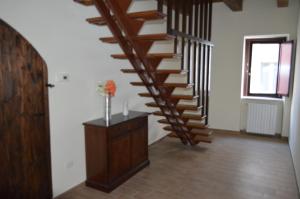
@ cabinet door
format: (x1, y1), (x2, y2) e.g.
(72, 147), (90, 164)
(110, 135), (131, 180)
(131, 125), (148, 167)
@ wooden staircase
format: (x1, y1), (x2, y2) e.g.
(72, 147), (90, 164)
(74, 0), (213, 145)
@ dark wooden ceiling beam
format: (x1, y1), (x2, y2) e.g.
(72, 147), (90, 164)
(213, 0), (243, 11)
(222, 0), (243, 11)
(277, 0), (289, 7)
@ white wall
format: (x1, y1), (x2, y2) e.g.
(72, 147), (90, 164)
(210, 0), (299, 131)
(289, 7), (300, 193)
(0, 0), (168, 196)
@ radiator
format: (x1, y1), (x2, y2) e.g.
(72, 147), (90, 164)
(246, 103), (278, 135)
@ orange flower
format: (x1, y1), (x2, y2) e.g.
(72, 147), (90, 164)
(105, 80), (116, 96)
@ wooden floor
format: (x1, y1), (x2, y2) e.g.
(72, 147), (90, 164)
(56, 131), (300, 199)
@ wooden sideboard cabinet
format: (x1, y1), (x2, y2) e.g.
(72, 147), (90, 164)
(83, 111), (150, 192)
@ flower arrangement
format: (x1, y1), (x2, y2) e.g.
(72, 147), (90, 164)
(97, 80), (117, 96)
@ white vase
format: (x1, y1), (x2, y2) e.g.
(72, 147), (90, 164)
(104, 95), (111, 125)
(123, 100), (129, 116)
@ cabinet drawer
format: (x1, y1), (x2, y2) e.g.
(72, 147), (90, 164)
(108, 117), (147, 138)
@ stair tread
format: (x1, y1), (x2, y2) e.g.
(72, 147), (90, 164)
(100, 33), (175, 44)
(131, 82), (193, 88)
(168, 132), (179, 138)
(182, 113), (207, 120)
(170, 95), (199, 100)
(121, 69), (188, 74)
(168, 132), (212, 143)
(111, 53), (181, 59)
(146, 102), (202, 111)
(163, 126), (210, 136)
(153, 111), (206, 121)
(139, 93), (159, 97)
(192, 134), (213, 143)
(168, 132), (186, 139)
(74, 0), (93, 6)
(139, 93), (197, 100)
(162, 83), (194, 88)
(87, 10), (166, 26)
(191, 128), (212, 136)
(131, 82), (152, 86)
(186, 122), (207, 129)
(163, 126), (182, 132)
(158, 119), (206, 129)
(155, 69), (188, 74)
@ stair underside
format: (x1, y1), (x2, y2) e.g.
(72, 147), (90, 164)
(100, 33), (175, 44)
(87, 10), (166, 26)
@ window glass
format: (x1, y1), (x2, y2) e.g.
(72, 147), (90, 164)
(249, 43), (280, 94)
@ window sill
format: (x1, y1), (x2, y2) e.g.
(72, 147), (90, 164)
(241, 96), (283, 102)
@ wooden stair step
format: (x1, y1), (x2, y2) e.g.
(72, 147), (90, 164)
(192, 134), (213, 143)
(153, 111), (206, 121)
(130, 82), (153, 86)
(111, 53), (181, 59)
(158, 119), (173, 125)
(157, 119), (184, 125)
(146, 102), (202, 111)
(168, 132), (180, 138)
(100, 33), (175, 44)
(168, 132), (188, 139)
(170, 95), (199, 100)
(121, 69), (143, 74)
(139, 93), (159, 98)
(162, 83), (194, 88)
(74, 0), (93, 6)
(164, 126), (185, 132)
(138, 93), (197, 100)
(158, 119), (206, 129)
(153, 111), (205, 121)
(155, 69), (188, 75)
(186, 122), (207, 129)
(190, 129), (212, 136)
(87, 10), (166, 26)
(168, 132), (212, 143)
(121, 69), (188, 75)
(153, 111), (174, 117)
(163, 126), (210, 136)
(130, 82), (193, 88)
(182, 113), (206, 121)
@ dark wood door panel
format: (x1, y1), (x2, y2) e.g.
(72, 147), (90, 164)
(110, 135), (131, 180)
(84, 126), (108, 183)
(132, 126), (148, 166)
(0, 19), (52, 199)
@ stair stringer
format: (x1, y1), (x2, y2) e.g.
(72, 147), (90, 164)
(74, 0), (213, 145)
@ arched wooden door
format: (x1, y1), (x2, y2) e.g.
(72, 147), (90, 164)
(0, 19), (52, 198)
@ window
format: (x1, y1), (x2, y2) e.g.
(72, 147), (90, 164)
(243, 37), (294, 98)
